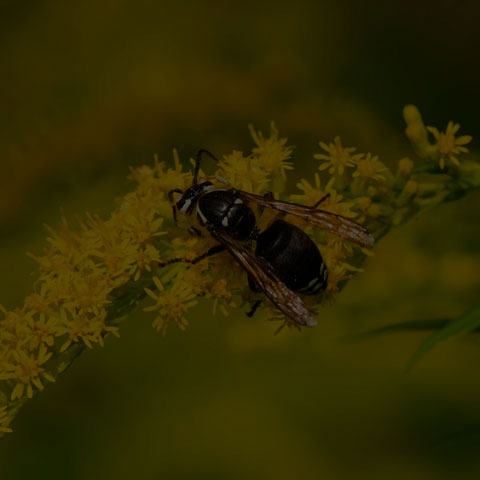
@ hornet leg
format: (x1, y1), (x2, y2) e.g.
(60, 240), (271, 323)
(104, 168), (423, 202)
(312, 193), (331, 209)
(157, 245), (225, 268)
(246, 300), (262, 318)
(168, 188), (184, 224)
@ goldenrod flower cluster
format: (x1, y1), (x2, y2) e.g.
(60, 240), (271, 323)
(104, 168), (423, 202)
(404, 105), (472, 170)
(0, 105), (476, 433)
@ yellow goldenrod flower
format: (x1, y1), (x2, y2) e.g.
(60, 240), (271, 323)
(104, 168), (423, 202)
(314, 136), (364, 176)
(352, 153), (388, 183)
(144, 276), (198, 334)
(0, 307), (34, 348)
(128, 244), (162, 281)
(131, 150), (191, 196)
(397, 157), (414, 176)
(290, 176), (356, 220)
(56, 308), (113, 351)
(217, 151), (270, 194)
(206, 279), (237, 316)
(326, 236), (355, 262)
(25, 314), (56, 350)
(426, 121), (472, 169)
(316, 180), (357, 219)
(249, 122), (294, 179)
(354, 196), (372, 215)
(24, 286), (52, 315)
(290, 173), (326, 207)
(43, 218), (84, 267)
(321, 260), (352, 301)
(9, 345), (54, 400)
(115, 200), (167, 246)
(129, 150), (192, 219)
(177, 263), (212, 296)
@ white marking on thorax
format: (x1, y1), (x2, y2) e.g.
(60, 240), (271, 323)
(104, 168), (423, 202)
(196, 205), (208, 224)
(222, 216), (229, 227)
(178, 198), (192, 213)
(234, 198), (243, 204)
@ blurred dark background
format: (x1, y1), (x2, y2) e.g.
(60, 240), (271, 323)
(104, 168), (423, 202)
(1, 1), (480, 479)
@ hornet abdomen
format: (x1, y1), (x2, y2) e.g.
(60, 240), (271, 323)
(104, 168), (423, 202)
(255, 219), (327, 294)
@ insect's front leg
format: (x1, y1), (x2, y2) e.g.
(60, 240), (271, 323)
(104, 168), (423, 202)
(188, 226), (203, 237)
(157, 244), (225, 268)
(168, 188), (184, 224)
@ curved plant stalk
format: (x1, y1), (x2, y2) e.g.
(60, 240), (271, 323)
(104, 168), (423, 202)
(0, 106), (477, 434)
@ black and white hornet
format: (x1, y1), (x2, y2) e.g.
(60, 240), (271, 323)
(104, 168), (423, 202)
(162, 150), (374, 328)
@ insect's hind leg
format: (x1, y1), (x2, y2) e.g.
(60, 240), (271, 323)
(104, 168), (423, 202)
(312, 193), (331, 209)
(246, 300), (262, 318)
(157, 245), (225, 268)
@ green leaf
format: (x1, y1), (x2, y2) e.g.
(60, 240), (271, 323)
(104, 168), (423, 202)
(407, 304), (480, 371)
(346, 318), (455, 343)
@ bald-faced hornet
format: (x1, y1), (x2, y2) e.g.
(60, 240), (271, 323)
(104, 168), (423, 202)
(164, 150), (374, 327)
